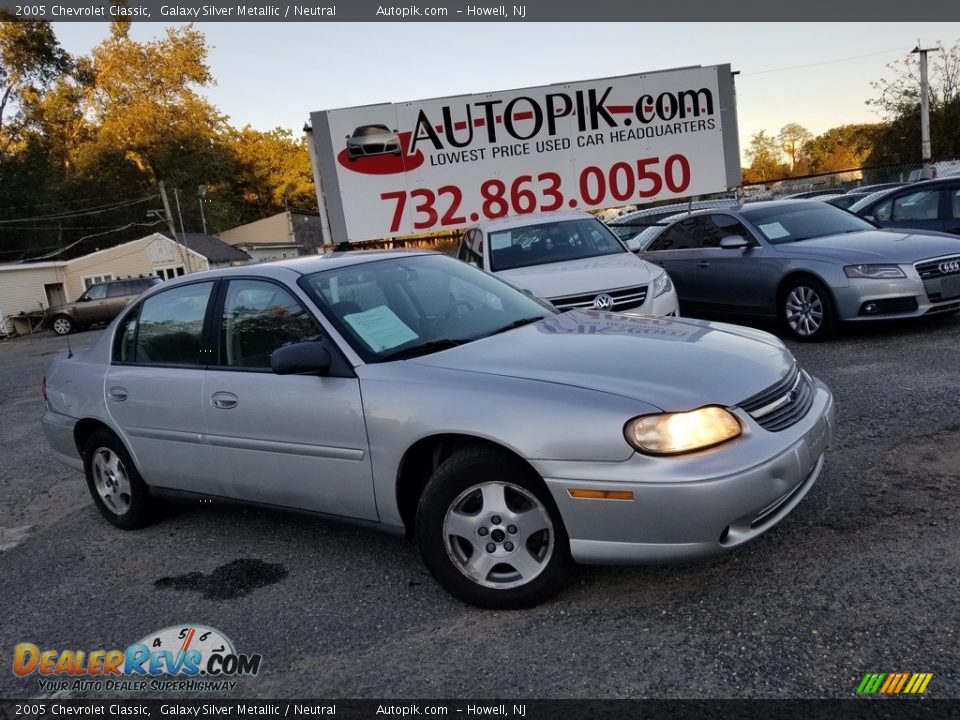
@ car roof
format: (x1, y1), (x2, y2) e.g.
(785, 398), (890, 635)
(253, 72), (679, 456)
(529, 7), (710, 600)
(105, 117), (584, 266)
(471, 210), (594, 232)
(610, 199), (738, 224)
(142, 249), (438, 288)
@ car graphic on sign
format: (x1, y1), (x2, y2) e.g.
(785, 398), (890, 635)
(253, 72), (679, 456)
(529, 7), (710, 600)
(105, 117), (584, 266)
(345, 124), (402, 161)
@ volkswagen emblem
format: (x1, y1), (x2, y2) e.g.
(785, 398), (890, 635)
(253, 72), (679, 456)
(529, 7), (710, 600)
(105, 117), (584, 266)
(593, 294), (614, 310)
(939, 259), (960, 274)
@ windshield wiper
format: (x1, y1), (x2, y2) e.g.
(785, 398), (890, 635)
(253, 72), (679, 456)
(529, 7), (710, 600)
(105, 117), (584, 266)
(380, 338), (467, 362)
(483, 316), (545, 337)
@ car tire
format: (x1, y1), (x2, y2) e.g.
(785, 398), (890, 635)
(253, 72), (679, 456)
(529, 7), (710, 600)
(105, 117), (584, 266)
(416, 447), (571, 609)
(780, 277), (836, 342)
(51, 315), (74, 335)
(83, 429), (152, 530)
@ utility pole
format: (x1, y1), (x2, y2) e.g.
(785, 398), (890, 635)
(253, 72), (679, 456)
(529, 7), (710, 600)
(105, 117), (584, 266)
(197, 185), (208, 235)
(158, 181), (179, 240)
(173, 188), (192, 274)
(912, 43), (938, 180)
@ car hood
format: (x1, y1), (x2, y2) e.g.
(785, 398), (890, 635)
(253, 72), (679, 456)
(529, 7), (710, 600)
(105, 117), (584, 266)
(777, 229), (960, 263)
(495, 253), (656, 300)
(411, 310), (794, 410)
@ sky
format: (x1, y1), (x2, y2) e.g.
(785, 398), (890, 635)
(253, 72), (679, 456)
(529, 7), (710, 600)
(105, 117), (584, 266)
(51, 22), (960, 161)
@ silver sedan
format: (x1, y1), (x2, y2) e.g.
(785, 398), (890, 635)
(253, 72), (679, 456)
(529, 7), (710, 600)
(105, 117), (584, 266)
(641, 200), (960, 341)
(42, 251), (835, 608)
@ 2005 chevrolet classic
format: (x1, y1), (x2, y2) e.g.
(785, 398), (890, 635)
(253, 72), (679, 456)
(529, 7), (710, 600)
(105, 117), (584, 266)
(42, 250), (835, 608)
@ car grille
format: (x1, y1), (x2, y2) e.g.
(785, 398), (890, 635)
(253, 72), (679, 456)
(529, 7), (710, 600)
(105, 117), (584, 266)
(739, 365), (814, 432)
(916, 255), (960, 303)
(915, 255), (960, 279)
(548, 284), (648, 312)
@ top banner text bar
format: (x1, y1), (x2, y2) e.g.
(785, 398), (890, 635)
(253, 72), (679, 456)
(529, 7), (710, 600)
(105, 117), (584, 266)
(1, 0), (958, 22)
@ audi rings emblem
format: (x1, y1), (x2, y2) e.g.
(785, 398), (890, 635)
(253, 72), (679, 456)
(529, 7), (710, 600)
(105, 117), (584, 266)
(939, 260), (960, 274)
(593, 294), (615, 310)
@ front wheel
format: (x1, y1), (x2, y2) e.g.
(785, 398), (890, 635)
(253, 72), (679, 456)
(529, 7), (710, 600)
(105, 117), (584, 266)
(83, 429), (153, 529)
(781, 278), (836, 341)
(416, 448), (571, 609)
(51, 315), (74, 335)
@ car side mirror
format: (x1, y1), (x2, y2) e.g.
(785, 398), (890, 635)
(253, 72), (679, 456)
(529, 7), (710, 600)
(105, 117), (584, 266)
(79, 296), (91, 302)
(344, 134), (350, 140)
(271, 342), (332, 376)
(720, 235), (749, 250)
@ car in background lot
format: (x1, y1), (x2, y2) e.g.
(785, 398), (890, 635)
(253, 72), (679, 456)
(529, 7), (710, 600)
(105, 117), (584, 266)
(825, 192), (877, 211)
(851, 178), (960, 236)
(47, 276), (161, 336)
(607, 199), (738, 245)
(640, 200), (960, 341)
(41, 251), (835, 608)
(459, 212), (678, 316)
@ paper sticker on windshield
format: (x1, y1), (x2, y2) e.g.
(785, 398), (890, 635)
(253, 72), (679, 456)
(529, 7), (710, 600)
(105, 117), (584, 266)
(757, 221), (789, 239)
(490, 232), (511, 251)
(344, 305), (418, 352)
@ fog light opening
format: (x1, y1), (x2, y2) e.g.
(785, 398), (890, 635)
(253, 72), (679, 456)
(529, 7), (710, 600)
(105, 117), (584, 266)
(864, 303), (878, 314)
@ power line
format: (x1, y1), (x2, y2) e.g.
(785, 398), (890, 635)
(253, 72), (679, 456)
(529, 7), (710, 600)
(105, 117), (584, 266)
(0, 195), (157, 225)
(24, 219), (166, 261)
(0, 191), (151, 213)
(742, 47), (909, 77)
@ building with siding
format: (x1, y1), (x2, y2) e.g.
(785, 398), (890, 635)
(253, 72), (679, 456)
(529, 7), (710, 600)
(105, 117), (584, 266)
(1, 233), (249, 335)
(216, 210), (325, 262)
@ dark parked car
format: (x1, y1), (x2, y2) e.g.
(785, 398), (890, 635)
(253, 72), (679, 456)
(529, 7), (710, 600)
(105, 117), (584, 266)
(47, 276), (161, 336)
(851, 178), (960, 236)
(640, 200), (960, 340)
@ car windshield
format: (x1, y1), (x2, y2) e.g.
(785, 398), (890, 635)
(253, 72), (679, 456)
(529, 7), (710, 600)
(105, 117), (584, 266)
(488, 218), (626, 271)
(847, 189), (898, 214)
(301, 254), (555, 362)
(741, 203), (875, 244)
(354, 125), (390, 137)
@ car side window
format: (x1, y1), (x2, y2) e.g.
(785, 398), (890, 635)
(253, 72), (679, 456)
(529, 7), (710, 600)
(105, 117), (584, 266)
(458, 230), (483, 267)
(83, 284), (107, 301)
(891, 190), (940, 221)
(106, 282), (128, 298)
(706, 214), (753, 246)
(220, 279), (322, 369)
(646, 217), (701, 251)
(117, 282), (214, 366)
(951, 188), (960, 219)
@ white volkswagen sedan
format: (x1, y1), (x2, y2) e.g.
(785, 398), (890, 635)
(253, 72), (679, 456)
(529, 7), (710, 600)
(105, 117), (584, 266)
(458, 212), (679, 316)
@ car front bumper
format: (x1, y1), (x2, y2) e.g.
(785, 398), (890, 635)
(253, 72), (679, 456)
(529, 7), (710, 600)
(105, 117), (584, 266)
(834, 275), (960, 321)
(536, 378), (836, 564)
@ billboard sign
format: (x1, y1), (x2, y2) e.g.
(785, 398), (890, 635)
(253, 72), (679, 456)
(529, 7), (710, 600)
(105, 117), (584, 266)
(310, 65), (740, 242)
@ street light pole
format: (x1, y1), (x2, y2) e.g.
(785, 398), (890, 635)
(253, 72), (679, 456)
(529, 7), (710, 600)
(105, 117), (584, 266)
(912, 43), (938, 180)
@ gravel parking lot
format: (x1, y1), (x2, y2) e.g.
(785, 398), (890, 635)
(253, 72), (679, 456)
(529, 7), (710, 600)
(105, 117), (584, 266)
(1, 315), (958, 699)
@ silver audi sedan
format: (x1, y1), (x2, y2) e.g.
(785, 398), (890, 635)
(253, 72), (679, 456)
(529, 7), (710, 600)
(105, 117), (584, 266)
(641, 200), (960, 341)
(42, 251), (835, 608)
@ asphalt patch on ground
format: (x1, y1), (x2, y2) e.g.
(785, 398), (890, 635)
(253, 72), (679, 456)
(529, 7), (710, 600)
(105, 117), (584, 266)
(154, 558), (288, 600)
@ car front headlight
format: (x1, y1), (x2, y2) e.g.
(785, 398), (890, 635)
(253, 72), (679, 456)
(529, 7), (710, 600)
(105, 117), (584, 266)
(624, 406), (741, 455)
(653, 270), (673, 297)
(843, 264), (906, 279)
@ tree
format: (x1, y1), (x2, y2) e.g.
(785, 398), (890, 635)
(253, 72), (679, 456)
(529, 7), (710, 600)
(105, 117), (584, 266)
(777, 123), (813, 174)
(743, 130), (788, 182)
(864, 39), (960, 165)
(230, 126), (316, 222)
(799, 124), (879, 173)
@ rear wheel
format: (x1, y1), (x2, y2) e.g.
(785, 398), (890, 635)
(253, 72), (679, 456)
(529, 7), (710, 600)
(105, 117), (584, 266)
(51, 315), (74, 335)
(781, 278), (836, 341)
(416, 447), (571, 609)
(83, 429), (152, 529)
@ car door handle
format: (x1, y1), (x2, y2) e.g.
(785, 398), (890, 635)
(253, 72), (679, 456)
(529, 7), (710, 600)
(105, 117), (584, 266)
(210, 392), (239, 410)
(107, 386), (128, 402)
(696, 261), (711, 269)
